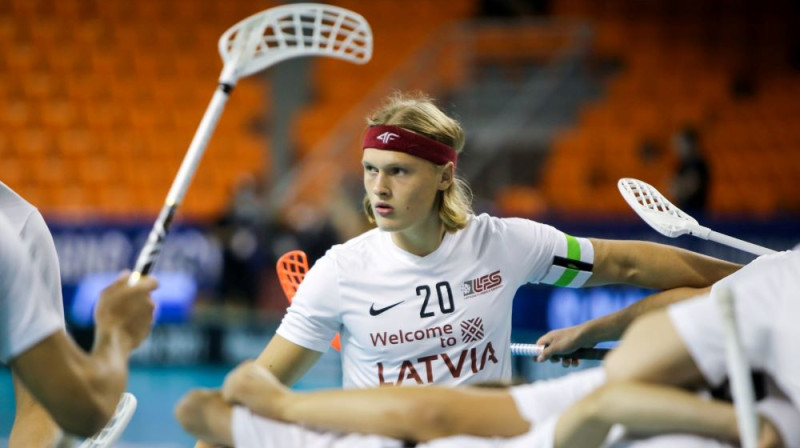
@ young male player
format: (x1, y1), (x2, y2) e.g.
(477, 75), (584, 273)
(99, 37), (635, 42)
(254, 92), (741, 391)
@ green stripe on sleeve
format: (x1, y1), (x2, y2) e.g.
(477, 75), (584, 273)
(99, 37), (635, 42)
(554, 234), (581, 287)
(565, 234), (581, 261)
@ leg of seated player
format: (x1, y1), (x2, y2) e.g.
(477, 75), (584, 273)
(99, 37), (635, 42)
(604, 309), (706, 388)
(609, 250), (800, 405)
(552, 381), (785, 448)
(176, 389), (234, 447)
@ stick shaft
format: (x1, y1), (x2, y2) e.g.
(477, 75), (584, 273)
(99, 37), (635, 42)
(129, 83), (233, 284)
(716, 286), (759, 448)
(705, 230), (776, 256)
(510, 343), (609, 360)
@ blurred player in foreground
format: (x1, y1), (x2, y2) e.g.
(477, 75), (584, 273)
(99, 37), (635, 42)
(1, 180), (67, 446)
(176, 356), (795, 448)
(0, 202), (157, 439)
(175, 249), (800, 447)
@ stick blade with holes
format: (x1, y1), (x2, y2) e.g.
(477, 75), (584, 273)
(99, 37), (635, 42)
(98, 4), (372, 445)
(276, 250), (341, 350)
(617, 178), (697, 238)
(617, 178), (775, 256)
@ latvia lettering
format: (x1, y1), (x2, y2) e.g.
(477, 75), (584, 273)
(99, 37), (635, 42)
(376, 341), (499, 385)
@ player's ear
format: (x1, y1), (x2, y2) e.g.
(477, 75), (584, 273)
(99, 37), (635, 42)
(438, 162), (454, 191)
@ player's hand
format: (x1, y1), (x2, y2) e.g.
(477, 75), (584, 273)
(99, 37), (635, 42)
(222, 360), (290, 419)
(94, 271), (157, 352)
(535, 324), (592, 367)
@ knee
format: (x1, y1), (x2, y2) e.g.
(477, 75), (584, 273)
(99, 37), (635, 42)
(175, 389), (218, 436)
(606, 310), (671, 383)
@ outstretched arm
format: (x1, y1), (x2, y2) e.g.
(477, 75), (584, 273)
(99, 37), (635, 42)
(221, 361), (529, 442)
(536, 285), (709, 361)
(586, 239), (739, 289)
(535, 238), (738, 363)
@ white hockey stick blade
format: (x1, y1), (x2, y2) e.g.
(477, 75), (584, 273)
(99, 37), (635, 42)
(617, 178), (700, 238)
(130, 3), (374, 281)
(77, 393), (137, 448)
(617, 178), (776, 256)
(218, 3), (372, 81)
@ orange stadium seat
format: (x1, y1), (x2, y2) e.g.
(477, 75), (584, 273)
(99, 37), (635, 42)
(539, 0), (800, 215)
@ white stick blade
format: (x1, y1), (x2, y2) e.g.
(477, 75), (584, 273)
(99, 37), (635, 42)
(77, 393), (138, 448)
(218, 3), (373, 79)
(617, 178), (698, 238)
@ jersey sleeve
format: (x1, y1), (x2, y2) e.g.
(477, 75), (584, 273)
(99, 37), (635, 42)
(275, 252), (342, 353)
(503, 218), (594, 288)
(20, 209), (64, 319)
(0, 217), (62, 364)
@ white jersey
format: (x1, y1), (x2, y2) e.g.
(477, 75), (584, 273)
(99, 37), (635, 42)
(668, 248), (800, 411)
(277, 214), (594, 388)
(0, 181), (64, 320)
(0, 214), (63, 363)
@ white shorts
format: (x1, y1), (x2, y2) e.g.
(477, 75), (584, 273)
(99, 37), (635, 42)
(232, 406), (403, 448)
(667, 249), (800, 408)
(510, 368), (606, 424)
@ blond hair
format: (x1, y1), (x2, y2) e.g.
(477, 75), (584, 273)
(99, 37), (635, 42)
(363, 92), (472, 232)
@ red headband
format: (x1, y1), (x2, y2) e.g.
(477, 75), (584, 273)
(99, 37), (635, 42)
(362, 125), (458, 166)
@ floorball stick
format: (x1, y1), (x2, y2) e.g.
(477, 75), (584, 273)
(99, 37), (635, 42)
(75, 393), (137, 448)
(129, 3), (373, 286)
(101, 5), (371, 444)
(276, 251), (609, 359)
(617, 178), (775, 256)
(716, 285), (759, 448)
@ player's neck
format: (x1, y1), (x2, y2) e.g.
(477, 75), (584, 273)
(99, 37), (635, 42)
(391, 215), (445, 257)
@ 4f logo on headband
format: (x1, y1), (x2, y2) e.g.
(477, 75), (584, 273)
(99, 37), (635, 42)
(376, 132), (399, 143)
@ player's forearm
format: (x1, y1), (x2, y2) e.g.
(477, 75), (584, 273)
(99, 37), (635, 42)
(555, 383), (740, 448)
(88, 330), (131, 396)
(73, 328), (135, 430)
(582, 286), (710, 342)
(625, 242), (739, 288)
(10, 333), (122, 437)
(590, 240), (740, 289)
(255, 334), (323, 386)
(253, 387), (447, 441)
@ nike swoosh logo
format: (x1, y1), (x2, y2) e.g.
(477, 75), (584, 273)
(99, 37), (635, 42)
(369, 300), (404, 316)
